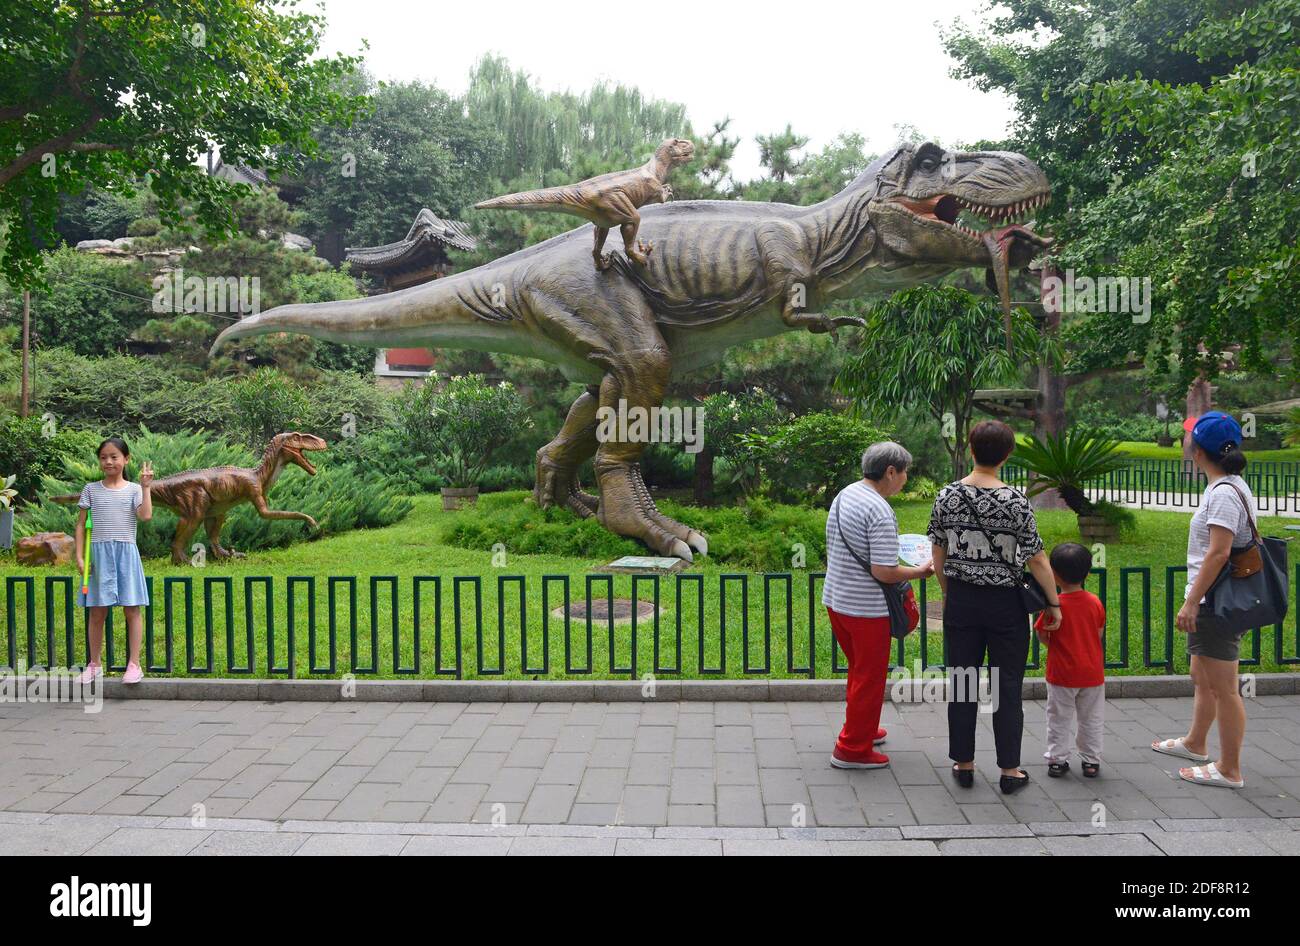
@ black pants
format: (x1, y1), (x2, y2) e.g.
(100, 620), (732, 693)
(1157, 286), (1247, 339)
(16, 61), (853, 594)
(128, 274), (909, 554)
(944, 577), (1030, 770)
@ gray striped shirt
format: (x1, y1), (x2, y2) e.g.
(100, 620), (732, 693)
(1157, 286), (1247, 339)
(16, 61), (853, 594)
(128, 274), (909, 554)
(78, 481), (143, 543)
(821, 481), (900, 618)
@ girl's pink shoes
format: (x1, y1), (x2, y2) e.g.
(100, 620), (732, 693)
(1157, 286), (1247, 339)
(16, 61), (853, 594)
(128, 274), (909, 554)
(76, 662), (143, 684)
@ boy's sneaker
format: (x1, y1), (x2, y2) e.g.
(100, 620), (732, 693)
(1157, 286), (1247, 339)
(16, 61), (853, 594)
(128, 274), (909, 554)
(123, 662), (144, 685)
(76, 663), (102, 685)
(830, 747), (890, 769)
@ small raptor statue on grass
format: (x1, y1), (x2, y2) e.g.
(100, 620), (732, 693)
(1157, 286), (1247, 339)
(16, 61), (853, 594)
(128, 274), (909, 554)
(52, 432), (327, 564)
(475, 137), (696, 271)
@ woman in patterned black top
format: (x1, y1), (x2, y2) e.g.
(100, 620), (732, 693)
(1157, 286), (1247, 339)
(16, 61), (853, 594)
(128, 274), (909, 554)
(927, 421), (1061, 794)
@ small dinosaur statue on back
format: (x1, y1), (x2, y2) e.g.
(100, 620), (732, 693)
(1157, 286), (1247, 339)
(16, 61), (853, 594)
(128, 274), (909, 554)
(475, 137), (695, 271)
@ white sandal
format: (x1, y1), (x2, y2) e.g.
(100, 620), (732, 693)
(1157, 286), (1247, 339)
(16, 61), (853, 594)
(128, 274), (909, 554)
(1151, 737), (1209, 762)
(1179, 762), (1244, 789)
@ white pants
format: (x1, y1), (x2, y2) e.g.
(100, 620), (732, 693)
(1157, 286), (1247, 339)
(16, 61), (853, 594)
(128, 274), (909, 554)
(1044, 683), (1105, 764)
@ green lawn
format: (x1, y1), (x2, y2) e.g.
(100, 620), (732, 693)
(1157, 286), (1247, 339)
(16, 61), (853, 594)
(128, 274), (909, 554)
(1, 492), (1296, 679)
(1110, 441), (1299, 462)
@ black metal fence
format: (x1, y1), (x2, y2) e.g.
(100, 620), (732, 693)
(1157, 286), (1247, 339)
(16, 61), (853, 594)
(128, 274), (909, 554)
(1003, 459), (1300, 513)
(3, 568), (1297, 679)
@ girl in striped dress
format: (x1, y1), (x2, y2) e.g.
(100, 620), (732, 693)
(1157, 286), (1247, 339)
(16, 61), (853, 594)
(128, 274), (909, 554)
(74, 437), (154, 684)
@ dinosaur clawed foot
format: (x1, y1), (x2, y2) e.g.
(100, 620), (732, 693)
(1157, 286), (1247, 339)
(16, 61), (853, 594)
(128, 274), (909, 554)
(535, 455), (598, 519)
(624, 240), (654, 266)
(595, 460), (708, 562)
(212, 547), (246, 560)
(786, 311), (866, 337)
(593, 252), (613, 272)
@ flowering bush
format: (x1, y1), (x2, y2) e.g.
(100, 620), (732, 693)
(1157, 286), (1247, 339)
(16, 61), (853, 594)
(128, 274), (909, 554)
(396, 373), (534, 489)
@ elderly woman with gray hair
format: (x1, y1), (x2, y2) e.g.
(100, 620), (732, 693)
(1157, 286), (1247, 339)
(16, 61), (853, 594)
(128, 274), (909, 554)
(822, 442), (933, 770)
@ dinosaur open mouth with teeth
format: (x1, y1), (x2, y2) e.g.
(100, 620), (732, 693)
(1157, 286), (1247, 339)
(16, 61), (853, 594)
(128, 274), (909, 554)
(891, 190), (1053, 346)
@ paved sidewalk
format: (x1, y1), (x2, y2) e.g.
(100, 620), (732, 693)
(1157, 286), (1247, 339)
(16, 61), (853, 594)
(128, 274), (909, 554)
(2, 694), (1299, 855)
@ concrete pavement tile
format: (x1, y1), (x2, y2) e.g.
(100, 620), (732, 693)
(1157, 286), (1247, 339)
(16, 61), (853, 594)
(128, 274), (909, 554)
(85, 826), (211, 856)
(293, 833), (408, 855)
(615, 838), (722, 856)
(401, 834), (513, 855)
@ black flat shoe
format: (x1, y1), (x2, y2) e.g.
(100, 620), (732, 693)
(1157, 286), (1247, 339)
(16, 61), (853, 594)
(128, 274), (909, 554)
(1048, 761), (1070, 778)
(1000, 770), (1030, 794)
(1082, 762), (1100, 778)
(952, 764), (974, 788)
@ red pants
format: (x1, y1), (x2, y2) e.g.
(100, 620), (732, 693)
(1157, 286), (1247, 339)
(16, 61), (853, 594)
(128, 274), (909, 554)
(827, 607), (892, 756)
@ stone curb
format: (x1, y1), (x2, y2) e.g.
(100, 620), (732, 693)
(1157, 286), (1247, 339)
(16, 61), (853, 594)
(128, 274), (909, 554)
(12, 812), (1299, 841)
(92, 672), (1300, 702)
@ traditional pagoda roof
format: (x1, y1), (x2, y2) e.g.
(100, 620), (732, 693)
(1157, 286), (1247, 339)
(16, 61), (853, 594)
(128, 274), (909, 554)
(209, 158), (269, 188)
(345, 209), (477, 271)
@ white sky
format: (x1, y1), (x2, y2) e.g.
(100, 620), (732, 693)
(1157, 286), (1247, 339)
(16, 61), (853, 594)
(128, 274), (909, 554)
(316, 0), (1017, 181)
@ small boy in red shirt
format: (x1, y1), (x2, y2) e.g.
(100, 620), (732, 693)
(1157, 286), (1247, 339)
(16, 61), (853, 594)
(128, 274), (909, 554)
(1034, 542), (1107, 778)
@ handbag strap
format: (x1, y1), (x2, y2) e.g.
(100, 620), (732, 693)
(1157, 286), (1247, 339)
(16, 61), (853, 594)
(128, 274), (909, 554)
(952, 484), (1020, 577)
(830, 492), (886, 587)
(1209, 479), (1261, 546)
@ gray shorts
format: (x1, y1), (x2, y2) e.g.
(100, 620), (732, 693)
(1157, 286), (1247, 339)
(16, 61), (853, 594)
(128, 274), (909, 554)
(1187, 604), (1247, 661)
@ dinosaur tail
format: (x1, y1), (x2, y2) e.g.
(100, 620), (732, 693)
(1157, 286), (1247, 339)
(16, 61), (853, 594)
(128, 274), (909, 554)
(474, 184), (584, 215)
(208, 274), (515, 358)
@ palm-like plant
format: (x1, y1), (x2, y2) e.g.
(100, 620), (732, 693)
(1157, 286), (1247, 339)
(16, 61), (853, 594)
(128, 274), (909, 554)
(1015, 428), (1128, 516)
(1283, 407), (1300, 447)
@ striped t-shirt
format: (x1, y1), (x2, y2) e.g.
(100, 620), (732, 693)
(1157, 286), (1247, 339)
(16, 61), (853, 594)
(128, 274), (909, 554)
(78, 481), (143, 543)
(821, 480), (900, 618)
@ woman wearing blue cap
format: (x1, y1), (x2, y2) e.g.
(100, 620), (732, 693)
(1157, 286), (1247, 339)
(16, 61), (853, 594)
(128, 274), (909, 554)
(1152, 411), (1253, 789)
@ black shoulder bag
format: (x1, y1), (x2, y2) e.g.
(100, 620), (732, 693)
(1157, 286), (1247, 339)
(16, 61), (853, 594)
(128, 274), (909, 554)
(953, 486), (1048, 615)
(829, 492), (919, 639)
(1205, 480), (1288, 633)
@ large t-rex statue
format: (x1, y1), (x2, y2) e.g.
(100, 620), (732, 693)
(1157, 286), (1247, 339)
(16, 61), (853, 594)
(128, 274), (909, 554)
(53, 432), (326, 564)
(211, 142), (1051, 562)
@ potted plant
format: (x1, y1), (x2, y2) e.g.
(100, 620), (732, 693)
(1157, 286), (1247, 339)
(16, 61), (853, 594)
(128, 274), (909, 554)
(1015, 428), (1130, 541)
(0, 474), (17, 550)
(399, 372), (533, 510)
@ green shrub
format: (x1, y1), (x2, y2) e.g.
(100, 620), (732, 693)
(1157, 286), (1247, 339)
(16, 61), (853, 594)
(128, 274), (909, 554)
(228, 368), (313, 449)
(31, 346), (216, 432)
(741, 411), (892, 507)
(1072, 404), (1175, 443)
(18, 426), (413, 559)
(6, 247), (156, 355)
(439, 490), (833, 571)
(30, 347), (393, 444)
(329, 426), (530, 495)
(698, 388), (786, 496)
(126, 216), (162, 237)
(1093, 499), (1138, 536)
(900, 476), (940, 501)
(0, 414), (101, 503)
(395, 373), (535, 488)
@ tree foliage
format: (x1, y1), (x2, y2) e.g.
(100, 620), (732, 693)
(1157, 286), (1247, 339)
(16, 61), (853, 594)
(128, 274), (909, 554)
(834, 286), (1047, 479)
(0, 0), (365, 287)
(944, 0), (1300, 384)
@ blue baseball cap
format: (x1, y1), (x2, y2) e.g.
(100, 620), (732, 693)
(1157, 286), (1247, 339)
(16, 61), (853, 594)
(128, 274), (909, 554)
(1191, 411), (1243, 456)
